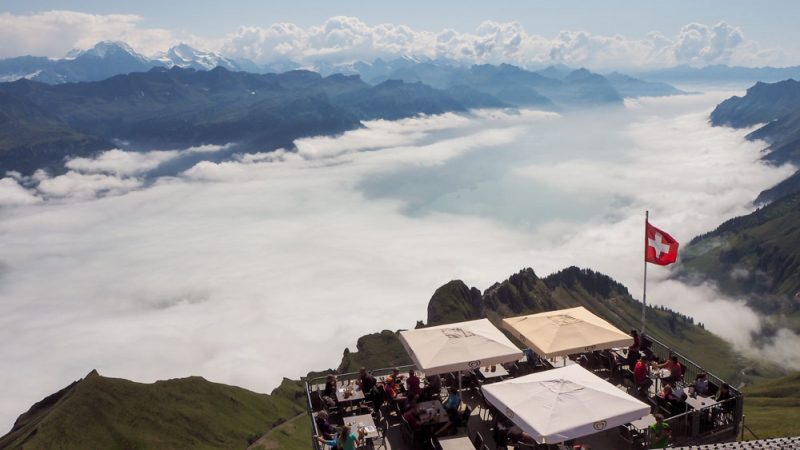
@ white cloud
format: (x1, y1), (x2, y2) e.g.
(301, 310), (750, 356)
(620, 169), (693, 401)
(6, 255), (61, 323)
(0, 92), (796, 433)
(0, 177), (42, 206)
(65, 149), (180, 176)
(0, 10), (190, 58)
(0, 11), (783, 69)
(220, 17), (781, 70)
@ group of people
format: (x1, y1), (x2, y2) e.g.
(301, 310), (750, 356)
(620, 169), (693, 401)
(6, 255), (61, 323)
(316, 367), (462, 449)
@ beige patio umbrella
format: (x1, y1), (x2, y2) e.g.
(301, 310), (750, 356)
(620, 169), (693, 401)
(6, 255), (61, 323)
(399, 318), (523, 391)
(502, 306), (632, 358)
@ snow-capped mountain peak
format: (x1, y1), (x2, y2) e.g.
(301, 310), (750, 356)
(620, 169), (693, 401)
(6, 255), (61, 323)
(65, 41), (150, 64)
(157, 43), (240, 71)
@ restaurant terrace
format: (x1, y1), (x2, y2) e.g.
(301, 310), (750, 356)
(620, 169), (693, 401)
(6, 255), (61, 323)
(303, 307), (744, 450)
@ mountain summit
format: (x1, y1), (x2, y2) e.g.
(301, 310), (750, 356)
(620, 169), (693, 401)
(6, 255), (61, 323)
(156, 43), (241, 71)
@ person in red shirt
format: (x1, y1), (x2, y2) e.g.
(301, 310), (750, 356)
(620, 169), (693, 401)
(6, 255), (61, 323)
(656, 355), (683, 385)
(633, 355), (652, 398)
(407, 369), (422, 397)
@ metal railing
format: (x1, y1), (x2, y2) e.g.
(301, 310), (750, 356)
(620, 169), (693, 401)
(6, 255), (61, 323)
(639, 334), (743, 446)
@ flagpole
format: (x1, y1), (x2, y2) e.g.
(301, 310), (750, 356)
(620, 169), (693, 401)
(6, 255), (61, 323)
(641, 210), (649, 336)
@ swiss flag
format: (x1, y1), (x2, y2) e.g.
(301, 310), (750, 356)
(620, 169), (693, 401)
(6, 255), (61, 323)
(645, 221), (679, 265)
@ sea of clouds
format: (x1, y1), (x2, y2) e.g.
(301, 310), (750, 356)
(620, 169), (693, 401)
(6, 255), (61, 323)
(0, 92), (798, 432)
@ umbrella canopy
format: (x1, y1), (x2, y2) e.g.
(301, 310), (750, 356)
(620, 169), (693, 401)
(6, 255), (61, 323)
(399, 319), (523, 375)
(502, 306), (633, 358)
(482, 364), (650, 444)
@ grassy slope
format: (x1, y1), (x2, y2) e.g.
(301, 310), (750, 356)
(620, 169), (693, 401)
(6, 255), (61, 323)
(0, 371), (305, 450)
(248, 414), (311, 450)
(679, 191), (800, 331)
(742, 372), (800, 438)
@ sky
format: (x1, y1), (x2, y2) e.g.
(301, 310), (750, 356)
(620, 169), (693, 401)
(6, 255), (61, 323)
(2, 91), (799, 432)
(1, 1), (799, 69)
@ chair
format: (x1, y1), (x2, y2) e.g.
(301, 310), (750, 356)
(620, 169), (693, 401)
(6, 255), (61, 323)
(474, 431), (485, 449)
(369, 417), (388, 450)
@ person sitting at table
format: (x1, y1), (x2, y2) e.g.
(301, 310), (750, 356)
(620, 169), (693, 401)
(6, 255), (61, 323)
(407, 369), (422, 397)
(385, 367), (405, 387)
(716, 382), (735, 416)
(655, 355), (683, 385)
(384, 380), (399, 400)
(633, 355), (652, 398)
(422, 374), (441, 400)
(693, 373), (709, 396)
(322, 374), (338, 408)
(649, 414), (671, 449)
(315, 410), (337, 440)
(442, 386), (462, 425)
(658, 383), (687, 415)
(316, 424), (364, 450)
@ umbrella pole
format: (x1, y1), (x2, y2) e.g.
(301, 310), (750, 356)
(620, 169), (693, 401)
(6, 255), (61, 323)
(458, 371), (462, 393)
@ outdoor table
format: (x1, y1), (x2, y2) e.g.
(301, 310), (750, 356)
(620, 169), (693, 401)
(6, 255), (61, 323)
(649, 367), (671, 393)
(417, 399), (450, 424)
(437, 435), (474, 450)
(630, 413), (656, 430)
(686, 394), (718, 410)
(477, 365), (509, 381)
(336, 385), (365, 407)
(343, 413), (379, 440)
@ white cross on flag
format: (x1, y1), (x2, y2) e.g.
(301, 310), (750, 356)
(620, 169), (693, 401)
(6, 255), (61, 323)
(645, 221), (679, 265)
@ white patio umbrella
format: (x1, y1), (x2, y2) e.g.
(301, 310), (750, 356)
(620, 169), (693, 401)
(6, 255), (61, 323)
(502, 306), (633, 359)
(482, 364), (650, 444)
(399, 319), (523, 390)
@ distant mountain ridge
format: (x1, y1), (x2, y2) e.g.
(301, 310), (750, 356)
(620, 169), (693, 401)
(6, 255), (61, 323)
(347, 60), (683, 107)
(638, 64), (800, 85)
(709, 78), (800, 204)
(0, 41), (251, 84)
(0, 66), (502, 174)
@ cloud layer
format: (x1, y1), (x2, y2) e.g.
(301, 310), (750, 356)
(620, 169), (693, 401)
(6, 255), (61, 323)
(0, 11), (788, 69)
(0, 93), (796, 433)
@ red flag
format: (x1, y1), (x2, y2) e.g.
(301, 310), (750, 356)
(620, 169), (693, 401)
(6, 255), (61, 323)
(645, 221), (679, 265)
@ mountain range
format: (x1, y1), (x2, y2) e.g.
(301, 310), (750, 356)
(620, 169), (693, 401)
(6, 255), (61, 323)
(679, 78), (800, 335)
(710, 78), (800, 204)
(0, 41), (245, 85)
(638, 64), (800, 85)
(0, 50), (685, 176)
(0, 66), (494, 175)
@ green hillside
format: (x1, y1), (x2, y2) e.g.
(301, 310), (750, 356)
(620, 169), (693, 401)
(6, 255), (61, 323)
(742, 372), (800, 438)
(0, 370), (305, 450)
(678, 191), (800, 331)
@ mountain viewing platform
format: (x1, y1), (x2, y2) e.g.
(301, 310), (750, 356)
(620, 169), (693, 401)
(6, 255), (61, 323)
(303, 308), (744, 450)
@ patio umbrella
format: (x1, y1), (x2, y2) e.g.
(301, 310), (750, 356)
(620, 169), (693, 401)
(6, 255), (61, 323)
(399, 319), (523, 390)
(482, 364), (650, 444)
(502, 306), (633, 358)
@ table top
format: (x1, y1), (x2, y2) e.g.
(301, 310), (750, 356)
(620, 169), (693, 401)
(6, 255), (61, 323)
(417, 399), (450, 424)
(336, 385), (365, 403)
(630, 414), (656, 429)
(343, 414), (379, 439)
(685, 394), (718, 410)
(437, 435), (474, 450)
(478, 365), (509, 379)
(649, 368), (671, 379)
